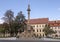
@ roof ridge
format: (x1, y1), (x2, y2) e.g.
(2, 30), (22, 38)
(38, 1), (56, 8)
(30, 18), (48, 20)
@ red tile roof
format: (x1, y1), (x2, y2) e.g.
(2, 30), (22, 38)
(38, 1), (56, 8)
(26, 18), (60, 27)
(49, 21), (60, 27)
(49, 20), (60, 23)
(29, 18), (48, 24)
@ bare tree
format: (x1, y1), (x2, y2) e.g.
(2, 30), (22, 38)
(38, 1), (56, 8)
(2, 10), (14, 36)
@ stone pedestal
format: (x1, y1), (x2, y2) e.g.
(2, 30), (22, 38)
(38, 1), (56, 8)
(17, 27), (35, 39)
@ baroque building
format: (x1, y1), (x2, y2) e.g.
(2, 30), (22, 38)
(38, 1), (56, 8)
(29, 18), (48, 37)
(49, 20), (60, 38)
(29, 18), (60, 38)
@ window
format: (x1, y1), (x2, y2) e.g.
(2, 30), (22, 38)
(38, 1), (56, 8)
(37, 25), (38, 27)
(42, 25), (45, 27)
(37, 29), (38, 32)
(33, 30), (35, 32)
(40, 34), (41, 36)
(43, 29), (44, 32)
(40, 25), (41, 27)
(37, 34), (38, 37)
(43, 34), (44, 37)
(40, 29), (41, 32)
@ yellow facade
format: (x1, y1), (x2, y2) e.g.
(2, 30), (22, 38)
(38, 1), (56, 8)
(30, 24), (46, 37)
(50, 27), (60, 38)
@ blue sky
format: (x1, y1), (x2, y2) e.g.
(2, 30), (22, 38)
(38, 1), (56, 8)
(0, 0), (60, 23)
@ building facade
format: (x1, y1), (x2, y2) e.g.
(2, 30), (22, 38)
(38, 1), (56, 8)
(29, 18), (48, 37)
(29, 18), (60, 38)
(49, 21), (60, 38)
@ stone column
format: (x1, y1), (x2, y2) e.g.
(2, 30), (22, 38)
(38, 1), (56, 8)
(27, 4), (31, 31)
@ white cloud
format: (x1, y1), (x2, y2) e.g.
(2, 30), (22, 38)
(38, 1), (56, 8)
(0, 19), (4, 24)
